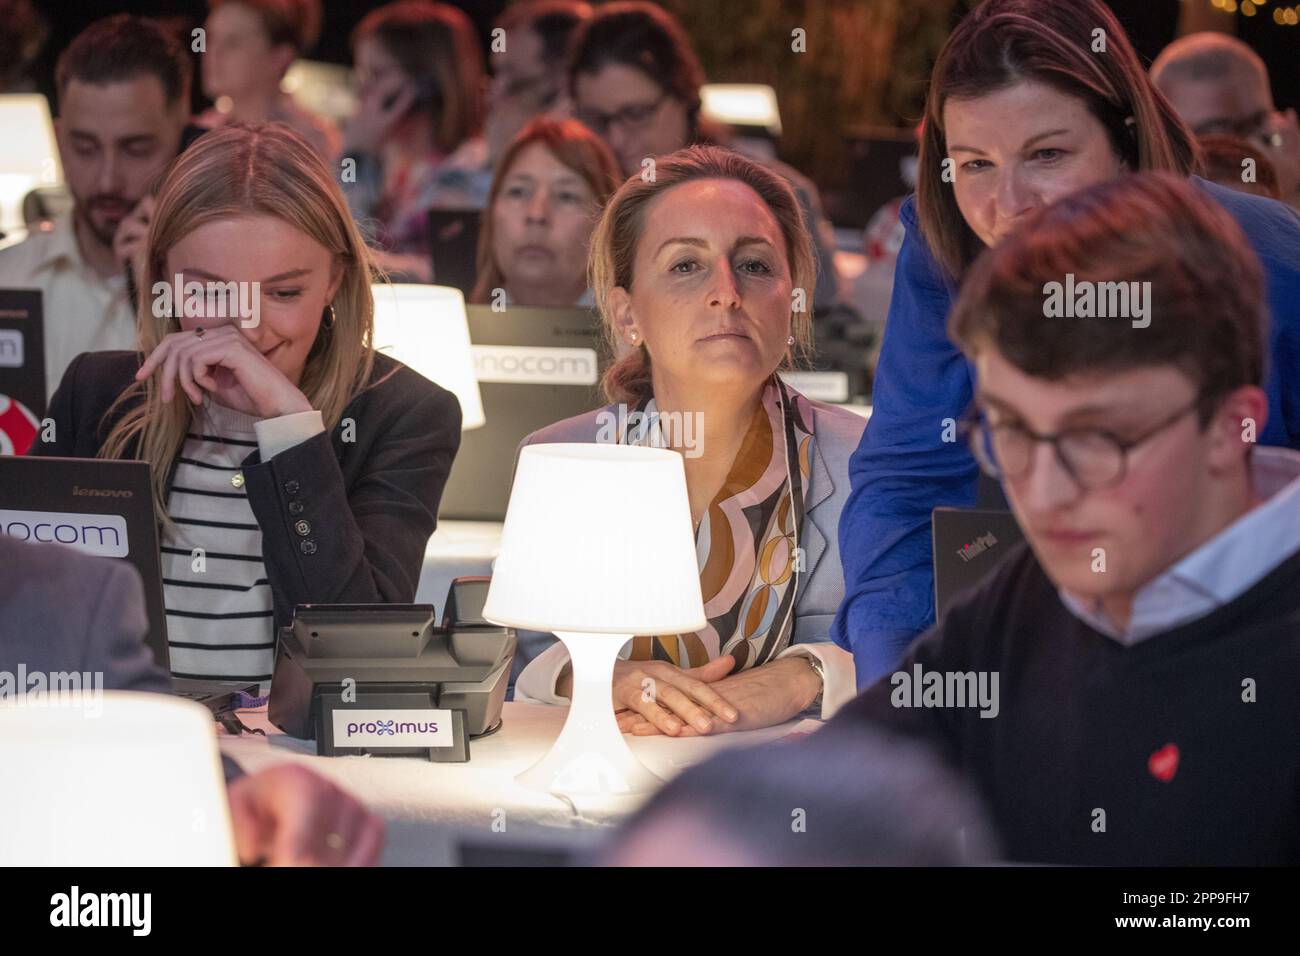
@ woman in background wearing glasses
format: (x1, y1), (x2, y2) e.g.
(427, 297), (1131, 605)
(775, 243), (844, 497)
(832, 0), (1300, 689)
(565, 1), (842, 311)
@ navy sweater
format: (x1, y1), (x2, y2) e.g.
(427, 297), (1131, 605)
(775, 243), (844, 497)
(821, 541), (1300, 866)
(832, 179), (1300, 687)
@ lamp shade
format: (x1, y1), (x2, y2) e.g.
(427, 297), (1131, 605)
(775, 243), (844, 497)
(0, 94), (63, 237)
(0, 692), (237, 865)
(484, 443), (706, 634)
(371, 283), (486, 429)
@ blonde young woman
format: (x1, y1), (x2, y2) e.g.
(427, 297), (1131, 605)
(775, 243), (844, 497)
(38, 124), (462, 686)
(513, 145), (861, 735)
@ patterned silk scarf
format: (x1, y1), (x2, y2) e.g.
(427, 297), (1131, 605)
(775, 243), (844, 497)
(622, 376), (814, 673)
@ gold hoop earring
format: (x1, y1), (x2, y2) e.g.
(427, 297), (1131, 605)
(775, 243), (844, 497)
(324, 303), (337, 329)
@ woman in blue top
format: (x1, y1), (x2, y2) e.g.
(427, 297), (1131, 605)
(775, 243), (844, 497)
(834, 0), (1300, 687)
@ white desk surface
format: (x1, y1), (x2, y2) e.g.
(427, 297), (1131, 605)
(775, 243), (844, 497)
(219, 701), (819, 865)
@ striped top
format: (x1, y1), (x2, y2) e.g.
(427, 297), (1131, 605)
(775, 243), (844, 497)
(161, 401), (275, 686)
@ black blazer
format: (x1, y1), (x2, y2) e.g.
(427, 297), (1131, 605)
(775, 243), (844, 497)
(36, 350), (461, 631)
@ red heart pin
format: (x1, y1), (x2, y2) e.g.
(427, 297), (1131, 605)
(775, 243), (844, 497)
(1148, 743), (1179, 782)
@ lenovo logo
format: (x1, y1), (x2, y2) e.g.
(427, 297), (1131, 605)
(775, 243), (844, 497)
(71, 486), (134, 498)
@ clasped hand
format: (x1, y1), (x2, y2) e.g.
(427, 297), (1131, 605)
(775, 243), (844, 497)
(135, 324), (312, 420)
(607, 654), (822, 737)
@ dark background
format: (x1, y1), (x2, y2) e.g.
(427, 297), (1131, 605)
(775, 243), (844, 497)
(20, 0), (1299, 208)
(24, 0), (1297, 107)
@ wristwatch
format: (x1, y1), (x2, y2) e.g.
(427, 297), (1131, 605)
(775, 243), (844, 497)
(801, 654), (826, 711)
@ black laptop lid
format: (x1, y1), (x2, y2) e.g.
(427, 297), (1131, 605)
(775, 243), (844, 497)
(427, 209), (482, 295)
(0, 288), (45, 453)
(931, 507), (1025, 619)
(0, 456), (168, 666)
(438, 305), (607, 521)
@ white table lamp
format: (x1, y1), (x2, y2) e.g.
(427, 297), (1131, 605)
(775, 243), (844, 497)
(0, 93), (63, 238)
(484, 443), (706, 796)
(0, 691), (237, 865)
(371, 283), (486, 429)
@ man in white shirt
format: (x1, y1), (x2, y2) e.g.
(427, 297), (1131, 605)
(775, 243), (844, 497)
(0, 15), (191, 400)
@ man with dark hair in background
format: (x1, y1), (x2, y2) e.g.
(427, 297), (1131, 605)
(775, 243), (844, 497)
(0, 14), (195, 400)
(485, 0), (593, 162)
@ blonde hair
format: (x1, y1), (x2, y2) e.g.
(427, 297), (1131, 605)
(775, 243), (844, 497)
(590, 145), (816, 405)
(100, 122), (377, 526)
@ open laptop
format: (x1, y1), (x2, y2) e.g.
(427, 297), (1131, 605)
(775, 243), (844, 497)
(931, 507), (1025, 619)
(0, 288), (45, 455)
(427, 208), (482, 296)
(438, 305), (607, 520)
(0, 456), (256, 704)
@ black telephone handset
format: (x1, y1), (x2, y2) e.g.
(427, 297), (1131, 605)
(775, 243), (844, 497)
(443, 576), (493, 630)
(383, 76), (440, 113)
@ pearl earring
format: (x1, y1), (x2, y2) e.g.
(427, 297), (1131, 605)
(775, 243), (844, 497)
(787, 335), (795, 346)
(629, 330), (638, 344)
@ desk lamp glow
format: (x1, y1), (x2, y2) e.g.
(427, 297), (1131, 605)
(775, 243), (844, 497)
(282, 59), (358, 124)
(0, 94), (63, 238)
(700, 84), (783, 137)
(0, 692), (237, 865)
(371, 283), (485, 430)
(484, 443), (706, 796)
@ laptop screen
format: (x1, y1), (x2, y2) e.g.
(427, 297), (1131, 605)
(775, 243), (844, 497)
(0, 456), (168, 666)
(438, 305), (607, 521)
(931, 507), (1025, 619)
(0, 288), (45, 454)
(427, 209), (482, 296)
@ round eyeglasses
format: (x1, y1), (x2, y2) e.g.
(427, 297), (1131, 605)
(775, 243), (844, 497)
(960, 394), (1208, 490)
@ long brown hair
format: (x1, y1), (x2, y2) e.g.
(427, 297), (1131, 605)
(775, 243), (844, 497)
(590, 145), (816, 405)
(470, 117), (620, 305)
(100, 123), (377, 526)
(917, 0), (1200, 280)
(351, 1), (484, 155)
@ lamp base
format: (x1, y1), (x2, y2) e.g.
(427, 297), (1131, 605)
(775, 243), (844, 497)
(516, 631), (662, 796)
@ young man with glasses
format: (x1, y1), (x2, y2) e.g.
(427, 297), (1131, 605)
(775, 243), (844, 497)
(818, 173), (1300, 865)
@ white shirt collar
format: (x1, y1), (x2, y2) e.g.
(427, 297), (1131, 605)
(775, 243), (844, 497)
(27, 212), (125, 292)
